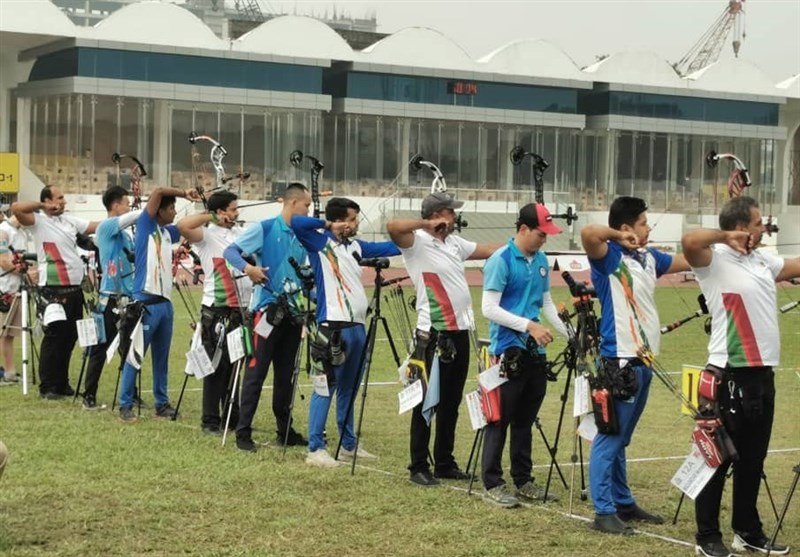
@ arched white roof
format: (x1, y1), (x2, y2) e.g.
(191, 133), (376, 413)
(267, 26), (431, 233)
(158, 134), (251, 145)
(91, 1), (222, 49)
(0, 0), (75, 36)
(362, 27), (476, 71)
(478, 39), (588, 81)
(686, 59), (787, 98)
(233, 16), (353, 60)
(582, 51), (685, 89)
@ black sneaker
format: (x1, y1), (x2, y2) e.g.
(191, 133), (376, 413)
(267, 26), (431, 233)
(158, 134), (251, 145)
(592, 513), (635, 535)
(434, 467), (471, 480)
(695, 540), (734, 557)
(119, 406), (139, 423)
(732, 531), (790, 555)
(40, 391), (64, 401)
(82, 395), (107, 411)
(201, 425), (222, 436)
(236, 437), (258, 453)
(155, 403), (177, 419)
(617, 503), (664, 524)
(276, 429), (308, 447)
(60, 384), (76, 396)
(409, 470), (440, 487)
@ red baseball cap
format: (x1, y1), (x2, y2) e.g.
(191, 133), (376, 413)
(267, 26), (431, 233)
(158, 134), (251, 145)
(516, 203), (562, 235)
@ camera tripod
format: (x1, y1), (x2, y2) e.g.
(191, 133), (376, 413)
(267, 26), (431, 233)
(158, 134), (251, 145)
(334, 258), (401, 474)
(0, 251), (43, 396)
(767, 461), (799, 556)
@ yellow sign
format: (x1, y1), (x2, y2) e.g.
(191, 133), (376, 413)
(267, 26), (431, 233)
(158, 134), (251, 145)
(0, 153), (20, 194)
(681, 365), (702, 415)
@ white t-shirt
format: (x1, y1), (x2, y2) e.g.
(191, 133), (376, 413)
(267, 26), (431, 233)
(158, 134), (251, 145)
(401, 230), (477, 332)
(29, 213), (89, 287)
(193, 224), (253, 308)
(692, 244), (784, 368)
(0, 221), (28, 293)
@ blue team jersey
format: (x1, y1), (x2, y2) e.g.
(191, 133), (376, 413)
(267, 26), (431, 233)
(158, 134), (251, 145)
(230, 216), (307, 311)
(132, 210), (179, 301)
(96, 215), (135, 296)
(590, 242), (672, 358)
(291, 216), (400, 324)
(483, 240), (550, 356)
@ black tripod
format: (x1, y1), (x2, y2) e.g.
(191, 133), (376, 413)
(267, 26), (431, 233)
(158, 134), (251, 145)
(334, 258), (401, 474)
(767, 461), (799, 556)
(281, 258), (316, 454)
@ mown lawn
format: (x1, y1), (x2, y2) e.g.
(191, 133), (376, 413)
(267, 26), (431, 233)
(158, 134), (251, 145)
(0, 285), (798, 556)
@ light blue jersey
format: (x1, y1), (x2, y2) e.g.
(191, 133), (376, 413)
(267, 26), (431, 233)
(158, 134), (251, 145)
(483, 240), (549, 356)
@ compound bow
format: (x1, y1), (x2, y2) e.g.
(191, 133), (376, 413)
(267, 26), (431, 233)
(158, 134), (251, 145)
(290, 150), (325, 218)
(112, 152), (146, 212)
(509, 146), (578, 226)
(189, 131), (228, 209)
(409, 155), (468, 232)
(706, 150), (778, 236)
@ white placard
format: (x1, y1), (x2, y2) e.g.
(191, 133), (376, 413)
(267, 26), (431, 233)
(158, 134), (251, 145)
(185, 345), (215, 380)
(105, 332), (121, 364)
(671, 444), (718, 499)
(577, 413), (598, 442)
(465, 390), (488, 431)
(312, 373), (330, 397)
(398, 379), (424, 414)
(226, 327), (245, 363)
(573, 373), (591, 417)
(253, 314), (273, 339)
(478, 364), (508, 392)
(76, 318), (99, 348)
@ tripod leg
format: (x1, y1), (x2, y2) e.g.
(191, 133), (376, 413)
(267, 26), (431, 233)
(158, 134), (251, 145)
(222, 359), (243, 448)
(466, 428), (484, 495)
(379, 316), (401, 367)
(283, 335), (305, 456)
(173, 372), (191, 422)
(544, 367), (574, 498)
(768, 465), (799, 553)
(137, 368), (142, 417)
(577, 428), (587, 500)
(73, 347), (90, 403)
(761, 471), (782, 527)
(536, 418), (568, 492)
(112, 360), (123, 412)
(672, 491), (685, 525)
(349, 318), (378, 476)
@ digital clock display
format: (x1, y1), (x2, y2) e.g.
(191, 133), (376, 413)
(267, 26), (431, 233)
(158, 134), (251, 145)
(447, 81), (478, 95)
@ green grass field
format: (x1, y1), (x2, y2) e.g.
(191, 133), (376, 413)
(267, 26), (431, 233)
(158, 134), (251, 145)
(1, 286), (798, 557)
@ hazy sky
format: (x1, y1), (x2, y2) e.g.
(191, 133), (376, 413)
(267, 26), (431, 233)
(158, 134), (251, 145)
(260, 0), (799, 82)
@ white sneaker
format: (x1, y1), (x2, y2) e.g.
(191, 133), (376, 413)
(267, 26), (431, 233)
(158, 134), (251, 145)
(305, 449), (339, 468)
(339, 445), (378, 460)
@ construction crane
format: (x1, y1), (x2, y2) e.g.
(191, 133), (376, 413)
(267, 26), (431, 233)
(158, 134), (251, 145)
(674, 0), (746, 76)
(234, 0), (266, 22)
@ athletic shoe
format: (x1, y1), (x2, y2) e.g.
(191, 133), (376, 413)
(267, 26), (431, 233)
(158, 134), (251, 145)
(154, 403), (177, 419)
(40, 391), (64, 401)
(119, 406), (138, 423)
(275, 429), (308, 447)
(0, 372), (20, 385)
(409, 470), (440, 487)
(485, 485), (521, 508)
(305, 449), (339, 468)
(592, 513), (634, 535)
(617, 503), (664, 524)
(82, 395), (106, 411)
(339, 445), (378, 460)
(434, 467), (471, 480)
(201, 425), (222, 435)
(516, 480), (559, 502)
(236, 437), (257, 453)
(695, 540), (734, 557)
(732, 531), (789, 555)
